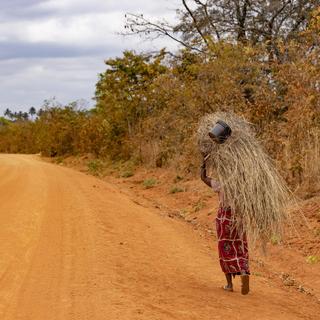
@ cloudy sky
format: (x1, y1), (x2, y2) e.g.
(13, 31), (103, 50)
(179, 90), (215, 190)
(0, 0), (181, 114)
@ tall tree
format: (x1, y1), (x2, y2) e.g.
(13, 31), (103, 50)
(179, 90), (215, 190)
(95, 50), (167, 131)
(94, 50), (167, 158)
(125, 0), (319, 57)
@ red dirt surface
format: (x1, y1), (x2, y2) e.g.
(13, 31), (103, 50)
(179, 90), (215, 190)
(0, 154), (319, 319)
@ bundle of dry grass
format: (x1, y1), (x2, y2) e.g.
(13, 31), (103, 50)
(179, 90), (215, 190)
(197, 112), (292, 248)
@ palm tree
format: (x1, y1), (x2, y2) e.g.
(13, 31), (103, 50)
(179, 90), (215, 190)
(4, 108), (12, 119)
(29, 107), (36, 120)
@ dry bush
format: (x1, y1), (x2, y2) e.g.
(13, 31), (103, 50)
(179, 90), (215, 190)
(1, 31), (319, 202)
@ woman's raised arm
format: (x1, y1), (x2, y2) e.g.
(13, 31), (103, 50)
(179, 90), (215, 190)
(200, 159), (212, 188)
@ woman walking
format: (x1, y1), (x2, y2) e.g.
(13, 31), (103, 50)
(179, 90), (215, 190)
(197, 112), (291, 295)
(200, 158), (250, 294)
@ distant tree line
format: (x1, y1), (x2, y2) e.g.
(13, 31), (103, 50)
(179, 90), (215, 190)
(3, 107), (37, 122)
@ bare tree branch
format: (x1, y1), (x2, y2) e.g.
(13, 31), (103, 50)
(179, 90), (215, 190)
(194, 0), (221, 40)
(122, 0), (320, 59)
(122, 13), (204, 53)
(182, 0), (210, 46)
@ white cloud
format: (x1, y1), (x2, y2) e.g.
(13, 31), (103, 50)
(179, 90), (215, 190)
(0, 0), (181, 113)
(1, 4), (178, 46)
(38, 0), (179, 16)
(0, 57), (103, 111)
(23, 13), (123, 45)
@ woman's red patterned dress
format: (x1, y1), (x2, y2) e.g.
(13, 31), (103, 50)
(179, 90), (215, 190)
(211, 179), (250, 275)
(216, 207), (249, 274)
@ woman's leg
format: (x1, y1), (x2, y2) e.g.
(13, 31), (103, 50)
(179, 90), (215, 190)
(240, 272), (250, 295)
(223, 273), (233, 291)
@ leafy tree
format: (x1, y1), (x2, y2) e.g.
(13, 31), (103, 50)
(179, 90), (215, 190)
(94, 50), (167, 159)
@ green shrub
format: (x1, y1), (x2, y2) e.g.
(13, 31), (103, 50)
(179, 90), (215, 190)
(87, 159), (104, 176)
(193, 200), (205, 212)
(306, 255), (319, 264)
(54, 156), (64, 164)
(270, 235), (280, 245)
(143, 178), (157, 189)
(169, 186), (185, 194)
(173, 175), (183, 183)
(121, 170), (134, 178)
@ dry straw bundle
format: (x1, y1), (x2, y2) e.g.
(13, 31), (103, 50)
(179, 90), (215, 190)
(197, 112), (292, 247)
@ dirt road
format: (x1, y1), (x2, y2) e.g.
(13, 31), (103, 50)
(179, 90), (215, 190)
(0, 154), (318, 319)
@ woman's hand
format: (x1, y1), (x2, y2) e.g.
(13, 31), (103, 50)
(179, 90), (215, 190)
(200, 155), (212, 187)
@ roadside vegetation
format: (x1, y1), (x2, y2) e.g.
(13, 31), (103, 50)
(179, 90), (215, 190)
(0, 3), (319, 198)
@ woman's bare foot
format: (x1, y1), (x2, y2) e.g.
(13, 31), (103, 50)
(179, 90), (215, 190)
(222, 285), (234, 292)
(241, 274), (250, 295)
